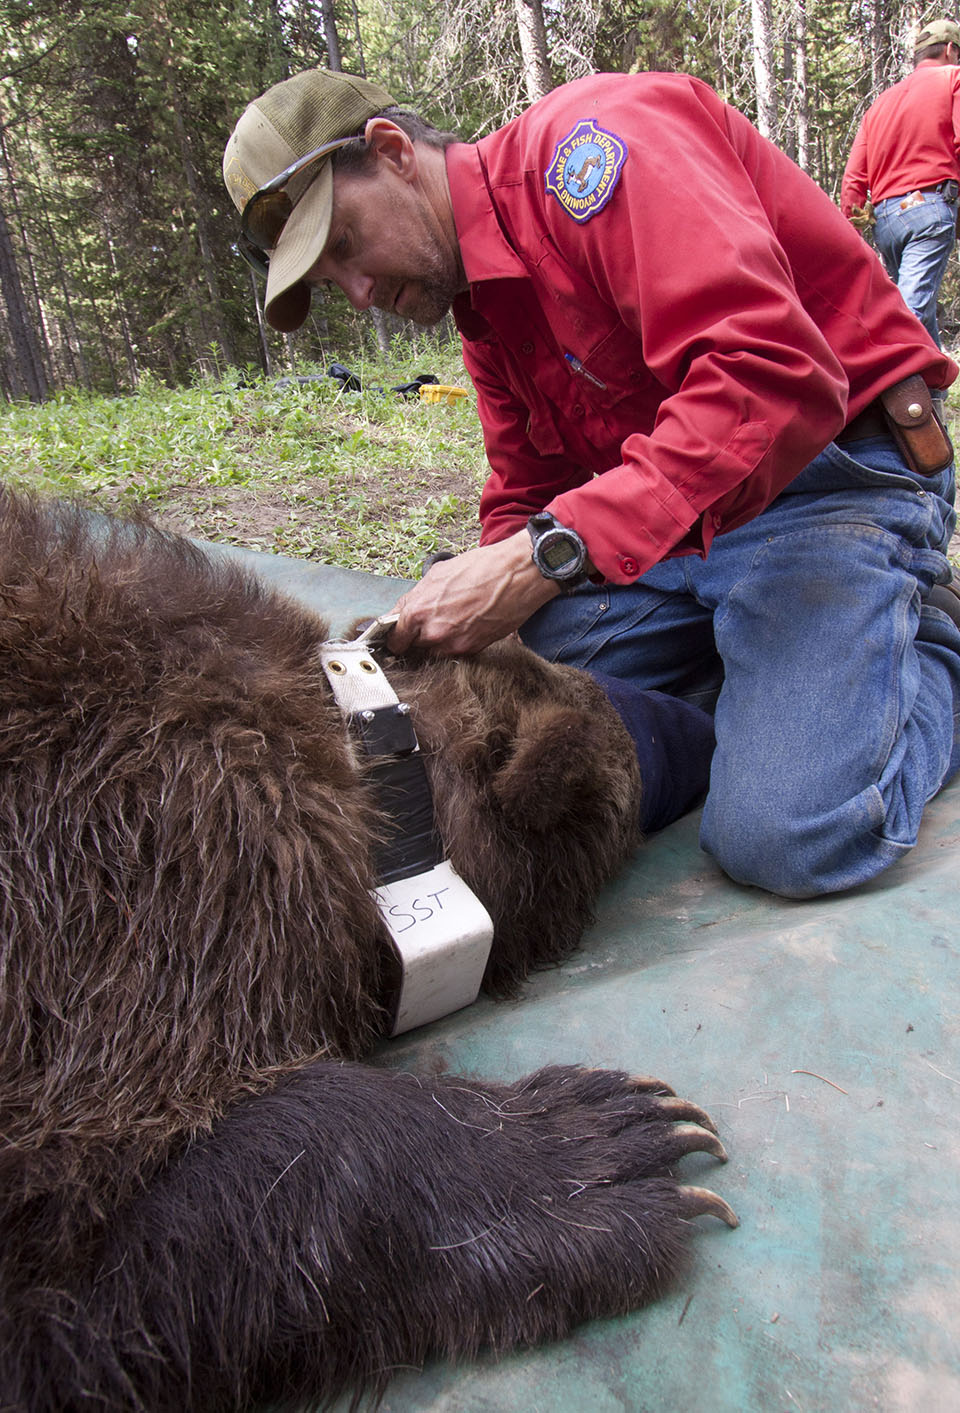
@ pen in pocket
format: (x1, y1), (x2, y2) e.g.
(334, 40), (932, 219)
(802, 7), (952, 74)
(564, 352), (607, 389)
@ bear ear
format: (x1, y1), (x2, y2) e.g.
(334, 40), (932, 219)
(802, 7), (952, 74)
(490, 703), (616, 829)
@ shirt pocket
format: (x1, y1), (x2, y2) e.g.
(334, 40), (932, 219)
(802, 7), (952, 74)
(576, 324), (664, 416)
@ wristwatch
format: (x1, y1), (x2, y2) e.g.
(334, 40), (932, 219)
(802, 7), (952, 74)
(527, 511), (589, 591)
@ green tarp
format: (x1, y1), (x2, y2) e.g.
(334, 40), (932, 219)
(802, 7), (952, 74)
(207, 543), (960, 1413)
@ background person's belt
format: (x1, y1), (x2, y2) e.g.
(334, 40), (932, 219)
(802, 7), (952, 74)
(892, 179), (959, 209)
(922, 179), (960, 199)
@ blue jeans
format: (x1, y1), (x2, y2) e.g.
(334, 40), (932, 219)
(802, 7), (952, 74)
(874, 189), (956, 347)
(520, 437), (960, 897)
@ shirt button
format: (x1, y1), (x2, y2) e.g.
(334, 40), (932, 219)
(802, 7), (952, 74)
(618, 555), (640, 577)
(521, 340), (534, 355)
(712, 513), (723, 528)
(572, 403), (585, 418)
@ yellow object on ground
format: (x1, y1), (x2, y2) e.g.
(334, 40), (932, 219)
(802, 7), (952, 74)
(419, 384), (469, 405)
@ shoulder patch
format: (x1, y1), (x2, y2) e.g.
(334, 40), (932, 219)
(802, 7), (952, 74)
(544, 119), (627, 222)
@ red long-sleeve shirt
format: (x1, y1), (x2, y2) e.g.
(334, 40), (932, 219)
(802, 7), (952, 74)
(445, 73), (955, 585)
(841, 62), (960, 215)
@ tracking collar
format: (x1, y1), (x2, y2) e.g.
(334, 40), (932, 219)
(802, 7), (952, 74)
(319, 617), (494, 1036)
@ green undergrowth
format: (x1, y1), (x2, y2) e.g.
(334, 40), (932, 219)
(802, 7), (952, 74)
(0, 336), (488, 579)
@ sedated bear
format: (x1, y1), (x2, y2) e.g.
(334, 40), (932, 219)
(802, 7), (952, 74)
(0, 487), (734, 1411)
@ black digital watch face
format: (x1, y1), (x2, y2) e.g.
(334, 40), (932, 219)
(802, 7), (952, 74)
(528, 514), (587, 585)
(541, 534), (579, 571)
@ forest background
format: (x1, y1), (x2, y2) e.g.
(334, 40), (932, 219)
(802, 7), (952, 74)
(2, 0), (958, 400)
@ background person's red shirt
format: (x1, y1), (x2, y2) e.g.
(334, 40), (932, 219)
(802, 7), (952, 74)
(841, 62), (960, 215)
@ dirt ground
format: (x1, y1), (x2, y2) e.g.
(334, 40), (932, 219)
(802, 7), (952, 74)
(151, 480), (960, 573)
(139, 432), (960, 573)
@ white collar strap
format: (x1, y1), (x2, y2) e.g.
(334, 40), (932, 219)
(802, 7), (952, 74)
(319, 618), (493, 1035)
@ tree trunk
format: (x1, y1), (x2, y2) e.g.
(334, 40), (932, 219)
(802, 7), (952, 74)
(0, 117), (51, 398)
(793, 0), (810, 172)
(249, 269), (273, 376)
(0, 306), (29, 399)
(782, 26), (796, 162)
(869, 0), (884, 89)
(751, 0), (777, 140)
(22, 131), (89, 388)
(349, 0), (366, 76)
(514, 0), (553, 103)
(159, 46), (237, 367)
(102, 221), (139, 388)
(321, 0), (342, 71)
(51, 165), (120, 392)
(370, 307), (390, 354)
(0, 195), (49, 401)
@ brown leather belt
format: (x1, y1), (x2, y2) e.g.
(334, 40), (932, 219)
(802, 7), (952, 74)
(835, 373), (953, 475)
(835, 404), (888, 443)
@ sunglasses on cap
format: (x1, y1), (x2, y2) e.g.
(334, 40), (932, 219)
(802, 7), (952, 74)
(237, 134), (359, 278)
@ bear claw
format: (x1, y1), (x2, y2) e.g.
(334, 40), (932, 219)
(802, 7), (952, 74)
(629, 1074), (677, 1095)
(676, 1184), (740, 1227)
(667, 1121), (728, 1163)
(651, 1095), (720, 1135)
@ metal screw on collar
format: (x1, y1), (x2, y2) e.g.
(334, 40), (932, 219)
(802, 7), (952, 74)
(907, 402), (923, 418)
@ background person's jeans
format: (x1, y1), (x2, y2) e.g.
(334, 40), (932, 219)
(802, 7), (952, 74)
(874, 188), (956, 346)
(520, 437), (960, 897)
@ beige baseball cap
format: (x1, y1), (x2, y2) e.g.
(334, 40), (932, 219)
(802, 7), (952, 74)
(913, 18), (960, 53)
(223, 69), (395, 331)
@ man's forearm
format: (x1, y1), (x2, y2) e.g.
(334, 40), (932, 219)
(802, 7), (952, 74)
(388, 531), (560, 656)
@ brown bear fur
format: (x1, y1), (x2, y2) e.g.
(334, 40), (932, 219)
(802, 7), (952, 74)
(0, 488), (730, 1411)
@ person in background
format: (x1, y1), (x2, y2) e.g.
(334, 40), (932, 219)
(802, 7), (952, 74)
(225, 66), (960, 900)
(842, 18), (960, 348)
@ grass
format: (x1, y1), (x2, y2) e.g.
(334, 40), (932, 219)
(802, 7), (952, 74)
(0, 334), (488, 580)
(2, 334), (959, 577)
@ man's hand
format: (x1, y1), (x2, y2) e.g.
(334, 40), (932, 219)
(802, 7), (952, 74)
(388, 532), (559, 656)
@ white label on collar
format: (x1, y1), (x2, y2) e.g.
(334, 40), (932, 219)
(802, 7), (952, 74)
(376, 859), (494, 1035)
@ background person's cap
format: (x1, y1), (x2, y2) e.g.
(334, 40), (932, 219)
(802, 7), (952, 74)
(913, 18), (960, 53)
(223, 69), (395, 331)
